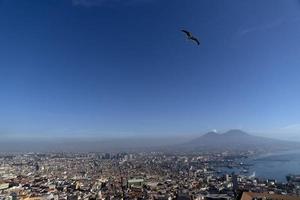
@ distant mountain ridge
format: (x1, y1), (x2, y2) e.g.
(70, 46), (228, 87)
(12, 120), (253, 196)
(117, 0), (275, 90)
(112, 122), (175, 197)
(222, 129), (250, 136)
(200, 129), (249, 139)
(0, 129), (299, 152)
(181, 129), (300, 151)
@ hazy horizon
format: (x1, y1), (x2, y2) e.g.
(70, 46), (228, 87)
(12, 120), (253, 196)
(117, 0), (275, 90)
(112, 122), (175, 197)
(1, 129), (299, 152)
(1, 129), (299, 141)
(1, 0), (300, 141)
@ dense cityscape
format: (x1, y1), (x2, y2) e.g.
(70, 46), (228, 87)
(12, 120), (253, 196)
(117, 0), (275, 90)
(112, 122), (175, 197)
(1, 151), (299, 200)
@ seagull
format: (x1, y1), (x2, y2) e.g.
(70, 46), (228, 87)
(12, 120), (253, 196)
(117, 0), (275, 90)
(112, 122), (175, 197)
(181, 29), (200, 45)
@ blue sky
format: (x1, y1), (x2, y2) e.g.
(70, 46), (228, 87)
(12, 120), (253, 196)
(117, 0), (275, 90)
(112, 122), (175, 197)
(0, 0), (300, 140)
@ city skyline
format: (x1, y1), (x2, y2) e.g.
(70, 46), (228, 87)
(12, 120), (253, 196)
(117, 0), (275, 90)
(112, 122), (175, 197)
(1, 0), (300, 140)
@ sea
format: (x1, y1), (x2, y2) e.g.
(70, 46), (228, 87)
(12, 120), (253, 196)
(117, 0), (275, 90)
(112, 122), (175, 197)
(219, 149), (300, 182)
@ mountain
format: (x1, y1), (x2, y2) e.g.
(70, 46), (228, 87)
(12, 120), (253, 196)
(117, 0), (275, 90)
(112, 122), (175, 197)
(181, 129), (300, 151)
(1, 129), (299, 152)
(222, 129), (250, 137)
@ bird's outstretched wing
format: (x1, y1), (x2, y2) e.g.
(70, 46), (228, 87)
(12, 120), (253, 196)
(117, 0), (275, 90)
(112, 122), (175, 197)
(191, 36), (200, 45)
(181, 29), (192, 37)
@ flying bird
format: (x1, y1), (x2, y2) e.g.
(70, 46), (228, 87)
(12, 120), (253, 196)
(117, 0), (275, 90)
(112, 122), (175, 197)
(181, 29), (200, 45)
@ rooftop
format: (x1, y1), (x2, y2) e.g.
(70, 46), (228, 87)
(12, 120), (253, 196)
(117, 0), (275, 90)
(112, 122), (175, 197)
(241, 192), (300, 200)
